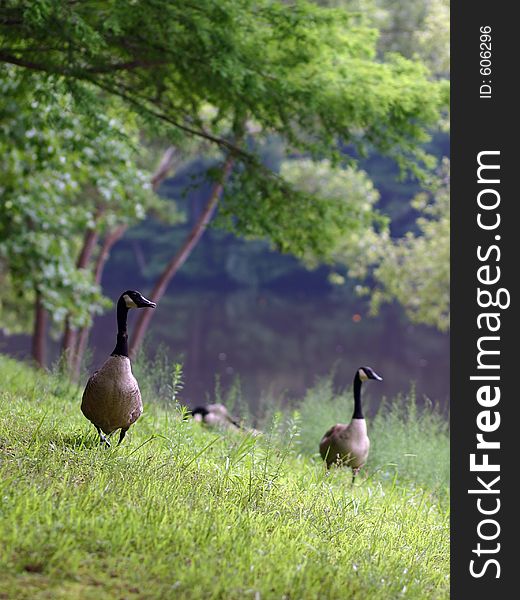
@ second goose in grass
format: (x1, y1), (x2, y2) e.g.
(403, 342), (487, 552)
(190, 403), (242, 431)
(81, 290), (156, 446)
(319, 366), (382, 482)
(190, 403), (262, 436)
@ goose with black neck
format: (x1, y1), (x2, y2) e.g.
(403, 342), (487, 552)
(319, 366), (383, 483)
(81, 290), (156, 446)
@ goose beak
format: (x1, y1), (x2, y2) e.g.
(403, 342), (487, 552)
(373, 373), (383, 381)
(138, 297), (156, 308)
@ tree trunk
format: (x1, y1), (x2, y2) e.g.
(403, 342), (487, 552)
(150, 146), (177, 190)
(62, 225), (101, 368)
(71, 224), (127, 380)
(32, 291), (47, 368)
(93, 224), (129, 284)
(129, 153), (236, 359)
(70, 147), (177, 378)
(131, 240), (147, 274)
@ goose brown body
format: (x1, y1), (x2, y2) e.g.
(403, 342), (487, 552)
(191, 403), (242, 430)
(190, 403), (262, 436)
(319, 366), (382, 481)
(319, 419), (370, 469)
(80, 290), (156, 445)
(81, 355), (143, 435)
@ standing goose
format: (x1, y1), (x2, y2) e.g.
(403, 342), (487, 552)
(81, 290), (156, 446)
(319, 366), (382, 482)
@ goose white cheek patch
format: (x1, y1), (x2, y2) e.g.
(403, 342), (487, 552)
(123, 294), (138, 308)
(358, 369), (369, 381)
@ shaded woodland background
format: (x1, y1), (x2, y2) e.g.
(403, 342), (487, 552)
(0, 0), (449, 412)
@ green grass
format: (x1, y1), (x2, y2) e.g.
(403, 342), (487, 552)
(0, 355), (449, 599)
(297, 377), (449, 492)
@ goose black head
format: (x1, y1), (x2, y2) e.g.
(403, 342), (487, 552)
(190, 406), (209, 422)
(358, 366), (383, 382)
(121, 290), (157, 309)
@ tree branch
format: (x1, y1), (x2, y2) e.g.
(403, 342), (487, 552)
(70, 145), (178, 378)
(0, 50), (253, 162)
(129, 151), (236, 358)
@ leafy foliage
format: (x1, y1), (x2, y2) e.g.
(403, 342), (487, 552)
(0, 0), (449, 347)
(0, 66), (157, 333)
(1, 0), (447, 170)
(218, 158), (383, 262)
(346, 159), (450, 330)
(322, 0), (450, 78)
(375, 0), (450, 78)
(282, 158), (385, 264)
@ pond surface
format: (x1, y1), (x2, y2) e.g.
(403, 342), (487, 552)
(95, 288), (450, 414)
(1, 288), (450, 417)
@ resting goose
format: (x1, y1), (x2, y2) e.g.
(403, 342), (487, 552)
(190, 403), (262, 436)
(319, 366), (382, 482)
(190, 403), (242, 431)
(81, 290), (156, 446)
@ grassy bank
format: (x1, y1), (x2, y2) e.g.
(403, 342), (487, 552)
(0, 355), (449, 599)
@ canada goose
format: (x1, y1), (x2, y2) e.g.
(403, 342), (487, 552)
(190, 403), (242, 430)
(81, 290), (156, 446)
(319, 366), (382, 483)
(190, 403), (263, 437)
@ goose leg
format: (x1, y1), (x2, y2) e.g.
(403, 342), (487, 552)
(352, 468), (360, 486)
(118, 427), (129, 445)
(96, 427), (111, 447)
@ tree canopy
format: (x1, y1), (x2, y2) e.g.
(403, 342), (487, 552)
(0, 66), (162, 334)
(0, 0), (449, 364)
(1, 0), (447, 170)
(346, 159), (450, 330)
(220, 157), (384, 263)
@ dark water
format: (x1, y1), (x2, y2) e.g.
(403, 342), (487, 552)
(1, 289), (450, 415)
(101, 289), (449, 412)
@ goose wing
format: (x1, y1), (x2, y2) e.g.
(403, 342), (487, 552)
(320, 424), (344, 461)
(81, 358), (143, 434)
